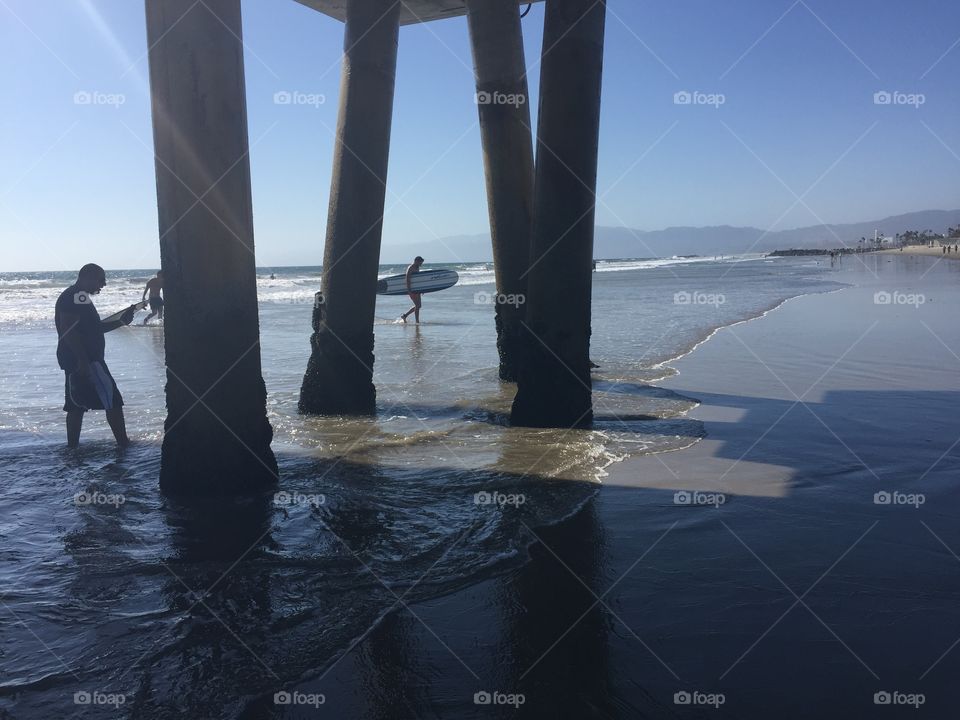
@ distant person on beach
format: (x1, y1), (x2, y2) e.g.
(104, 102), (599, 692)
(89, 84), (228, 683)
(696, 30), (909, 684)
(141, 270), (164, 324)
(400, 256), (425, 324)
(55, 264), (133, 448)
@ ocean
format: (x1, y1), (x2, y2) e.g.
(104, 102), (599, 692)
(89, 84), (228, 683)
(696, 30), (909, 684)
(0, 255), (845, 717)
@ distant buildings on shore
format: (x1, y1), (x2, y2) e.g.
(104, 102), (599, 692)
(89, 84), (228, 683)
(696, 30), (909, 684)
(770, 225), (960, 256)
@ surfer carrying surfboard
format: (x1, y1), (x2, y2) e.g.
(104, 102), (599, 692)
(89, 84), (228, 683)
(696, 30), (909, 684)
(141, 270), (164, 324)
(55, 264), (133, 448)
(400, 256), (425, 324)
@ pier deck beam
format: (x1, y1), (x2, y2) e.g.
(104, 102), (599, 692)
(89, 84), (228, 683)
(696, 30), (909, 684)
(466, 0), (535, 382)
(299, 0), (401, 416)
(511, 0), (606, 428)
(145, 0), (277, 492)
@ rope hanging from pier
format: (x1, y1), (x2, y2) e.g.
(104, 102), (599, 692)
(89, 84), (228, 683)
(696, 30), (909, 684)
(520, 3), (532, 18)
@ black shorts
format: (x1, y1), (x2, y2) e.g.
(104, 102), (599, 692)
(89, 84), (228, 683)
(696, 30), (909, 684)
(63, 362), (124, 413)
(149, 297), (164, 311)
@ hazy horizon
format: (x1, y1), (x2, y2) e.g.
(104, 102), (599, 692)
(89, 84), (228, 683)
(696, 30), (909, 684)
(5, 206), (959, 272)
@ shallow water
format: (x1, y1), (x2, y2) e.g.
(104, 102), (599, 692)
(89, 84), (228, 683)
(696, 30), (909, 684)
(0, 256), (840, 460)
(0, 255), (842, 717)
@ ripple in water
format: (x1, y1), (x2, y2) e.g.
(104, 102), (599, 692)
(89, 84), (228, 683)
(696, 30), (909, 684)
(0, 257), (839, 716)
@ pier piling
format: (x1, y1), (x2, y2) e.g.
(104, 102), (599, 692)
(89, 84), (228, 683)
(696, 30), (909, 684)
(466, 0), (536, 382)
(511, 0), (606, 428)
(145, 0), (277, 492)
(299, 0), (402, 415)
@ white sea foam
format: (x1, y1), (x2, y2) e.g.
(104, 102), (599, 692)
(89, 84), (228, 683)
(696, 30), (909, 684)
(0, 253), (799, 326)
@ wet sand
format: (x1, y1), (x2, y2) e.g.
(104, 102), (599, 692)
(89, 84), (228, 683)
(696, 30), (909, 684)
(0, 258), (844, 720)
(3, 255), (956, 718)
(287, 254), (960, 718)
(880, 245), (960, 260)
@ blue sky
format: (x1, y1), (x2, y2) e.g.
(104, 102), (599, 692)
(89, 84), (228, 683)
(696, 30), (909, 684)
(1, 0), (959, 270)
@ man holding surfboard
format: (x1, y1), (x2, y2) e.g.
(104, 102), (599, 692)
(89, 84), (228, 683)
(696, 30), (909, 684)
(55, 264), (134, 448)
(400, 256), (425, 324)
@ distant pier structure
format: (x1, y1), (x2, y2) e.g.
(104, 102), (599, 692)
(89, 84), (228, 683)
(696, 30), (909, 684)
(144, 0), (605, 489)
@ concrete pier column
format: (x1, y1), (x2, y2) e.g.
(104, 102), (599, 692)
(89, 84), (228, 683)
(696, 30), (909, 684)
(465, 0), (535, 382)
(299, 0), (401, 415)
(511, 0), (606, 428)
(145, 0), (277, 492)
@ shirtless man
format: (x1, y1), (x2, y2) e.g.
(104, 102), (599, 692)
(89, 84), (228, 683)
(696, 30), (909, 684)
(400, 256), (425, 324)
(142, 270), (164, 324)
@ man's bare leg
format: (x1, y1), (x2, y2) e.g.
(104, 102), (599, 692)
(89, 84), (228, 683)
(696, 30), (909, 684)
(106, 408), (130, 448)
(143, 309), (156, 325)
(66, 410), (84, 448)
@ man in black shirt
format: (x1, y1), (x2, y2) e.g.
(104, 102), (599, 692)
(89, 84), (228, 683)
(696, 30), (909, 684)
(55, 264), (134, 448)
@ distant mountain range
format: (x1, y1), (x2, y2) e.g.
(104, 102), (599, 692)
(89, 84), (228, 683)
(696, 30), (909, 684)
(380, 210), (960, 263)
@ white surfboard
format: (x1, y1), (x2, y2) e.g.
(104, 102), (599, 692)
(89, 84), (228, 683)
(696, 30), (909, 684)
(376, 269), (459, 296)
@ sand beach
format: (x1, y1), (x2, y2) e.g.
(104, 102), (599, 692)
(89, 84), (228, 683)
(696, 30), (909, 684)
(880, 245), (960, 260)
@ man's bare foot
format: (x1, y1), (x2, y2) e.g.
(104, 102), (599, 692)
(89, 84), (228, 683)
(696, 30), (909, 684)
(400, 314), (407, 323)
